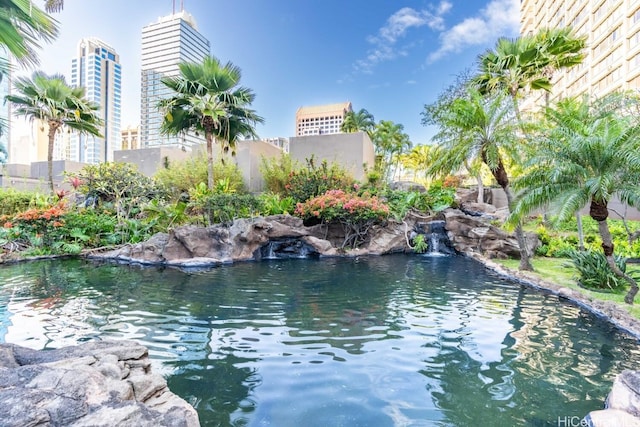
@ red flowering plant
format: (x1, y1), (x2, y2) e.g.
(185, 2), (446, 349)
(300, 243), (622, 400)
(295, 189), (390, 249)
(1, 203), (66, 250)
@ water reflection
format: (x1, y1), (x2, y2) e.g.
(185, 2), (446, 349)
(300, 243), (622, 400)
(0, 256), (638, 426)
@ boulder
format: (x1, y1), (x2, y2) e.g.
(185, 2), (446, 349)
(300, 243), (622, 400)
(585, 370), (640, 426)
(0, 340), (200, 427)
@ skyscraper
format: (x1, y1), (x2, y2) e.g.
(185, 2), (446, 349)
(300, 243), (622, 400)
(140, 10), (210, 148)
(295, 102), (352, 136)
(70, 37), (122, 164)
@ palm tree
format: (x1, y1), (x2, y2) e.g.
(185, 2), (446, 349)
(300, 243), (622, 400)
(472, 27), (585, 122)
(0, 0), (58, 68)
(159, 55), (263, 190)
(341, 108), (375, 137)
(6, 71), (102, 193)
(511, 93), (640, 303)
(372, 120), (412, 182)
(399, 144), (438, 183)
(427, 88), (534, 270)
(43, 0), (63, 12)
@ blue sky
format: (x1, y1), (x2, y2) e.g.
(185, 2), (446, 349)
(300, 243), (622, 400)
(31, 0), (521, 145)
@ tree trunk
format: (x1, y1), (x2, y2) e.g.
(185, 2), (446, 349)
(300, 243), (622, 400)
(47, 123), (58, 194)
(592, 204), (639, 304)
(482, 151), (533, 271)
(476, 174), (484, 204)
(206, 133), (214, 191)
(576, 213), (585, 251)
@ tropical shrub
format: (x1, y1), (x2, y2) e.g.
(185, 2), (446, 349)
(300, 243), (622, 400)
(259, 153), (296, 195)
(283, 157), (355, 203)
(383, 185), (456, 220)
(295, 189), (389, 248)
(73, 162), (165, 222)
(566, 250), (628, 292)
(258, 193), (295, 216)
(0, 188), (43, 216)
(190, 192), (263, 225)
(155, 156), (245, 196)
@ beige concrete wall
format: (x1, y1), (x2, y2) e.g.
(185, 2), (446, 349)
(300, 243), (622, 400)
(235, 140), (283, 193)
(30, 161), (87, 182)
(288, 132), (375, 181)
(114, 147), (191, 177)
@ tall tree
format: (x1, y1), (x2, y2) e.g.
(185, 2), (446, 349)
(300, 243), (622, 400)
(371, 120), (412, 183)
(7, 71), (102, 193)
(426, 88), (534, 270)
(511, 93), (640, 303)
(159, 55), (263, 190)
(340, 108), (375, 137)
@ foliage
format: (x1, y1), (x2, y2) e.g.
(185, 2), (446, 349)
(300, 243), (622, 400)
(383, 185), (456, 221)
(155, 155), (244, 196)
(371, 120), (412, 182)
(294, 189), (389, 248)
(258, 193), (295, 216)
(7, 71), (103, 193)
(189, 190), (263, 225)
(73, 162), (165, 222)
(141, 199), (189, 233)
(259, 154), (296, 195)
(412, 234), (428, 254)
(566, 250), (628, 292)
(159, 55), (263, 190)
(0, 188), (43, 216)
(283, 156), (355, 204)
(341, 108), (375, 137)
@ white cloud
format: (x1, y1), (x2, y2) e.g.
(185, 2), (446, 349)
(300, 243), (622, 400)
(428, 0), (520, 62)
(353, 2), (452, 74)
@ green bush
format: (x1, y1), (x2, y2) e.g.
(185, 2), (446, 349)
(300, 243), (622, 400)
(258, 193), (295, 216)
(259, 154), (296, 195)
(0, 188), (45, 216)
(155, 156), (245, 196)
(72, 162), (165, 222)
(283, 156), (356, 203)
(190, 193), (263, 225)
(566, 250), (628, 292)
(383, 185), (456, 221)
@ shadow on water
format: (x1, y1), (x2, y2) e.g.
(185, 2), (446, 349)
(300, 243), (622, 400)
(0, 255), (638, 426)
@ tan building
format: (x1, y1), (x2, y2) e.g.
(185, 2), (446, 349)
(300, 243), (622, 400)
(521, 0), (640, 101)
(295, 102), (352, 136)
(121, 125), (139, 150)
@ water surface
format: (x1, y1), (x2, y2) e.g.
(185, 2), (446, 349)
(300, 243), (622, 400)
(0, 255), (638, 427)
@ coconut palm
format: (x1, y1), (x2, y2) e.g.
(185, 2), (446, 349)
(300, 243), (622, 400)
(511, 93), (640, 303)
(159, 55), (263, 190)
(428, 88), (534, 270)
(341, 108), (375, 137)
(6, 71), (102, 193)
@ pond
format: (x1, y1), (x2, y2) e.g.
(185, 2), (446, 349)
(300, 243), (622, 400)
(0, 254), (638, 427)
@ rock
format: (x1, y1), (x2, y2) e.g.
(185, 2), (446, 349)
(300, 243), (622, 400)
(0, 340), (200, 427)
(443, 208), (538, 259)
(585, 370), (640, 426)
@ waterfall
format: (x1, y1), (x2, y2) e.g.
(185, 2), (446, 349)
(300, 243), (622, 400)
(418, 220), (456, 256)
(256, 239), (319, 260)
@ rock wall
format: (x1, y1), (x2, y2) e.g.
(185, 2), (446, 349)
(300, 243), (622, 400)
(91, 211), (537, 267)
(0, 340), (200, 427)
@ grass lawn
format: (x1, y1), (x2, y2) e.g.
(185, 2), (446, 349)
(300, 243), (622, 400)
(494, 257), (640, 320)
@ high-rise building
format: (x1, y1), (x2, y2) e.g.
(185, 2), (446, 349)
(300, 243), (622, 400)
(120, 125), (139, 150)
(521, 0), (640, 102)
(70, 37), (122, 164)
(140, 10), (210, 149)
(295, 102), (352, 137)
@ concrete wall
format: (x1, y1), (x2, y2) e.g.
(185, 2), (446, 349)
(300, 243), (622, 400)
(114, 147), (191, 177)
(289, 132), (375, 181)
(235, 140), (283, 193)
